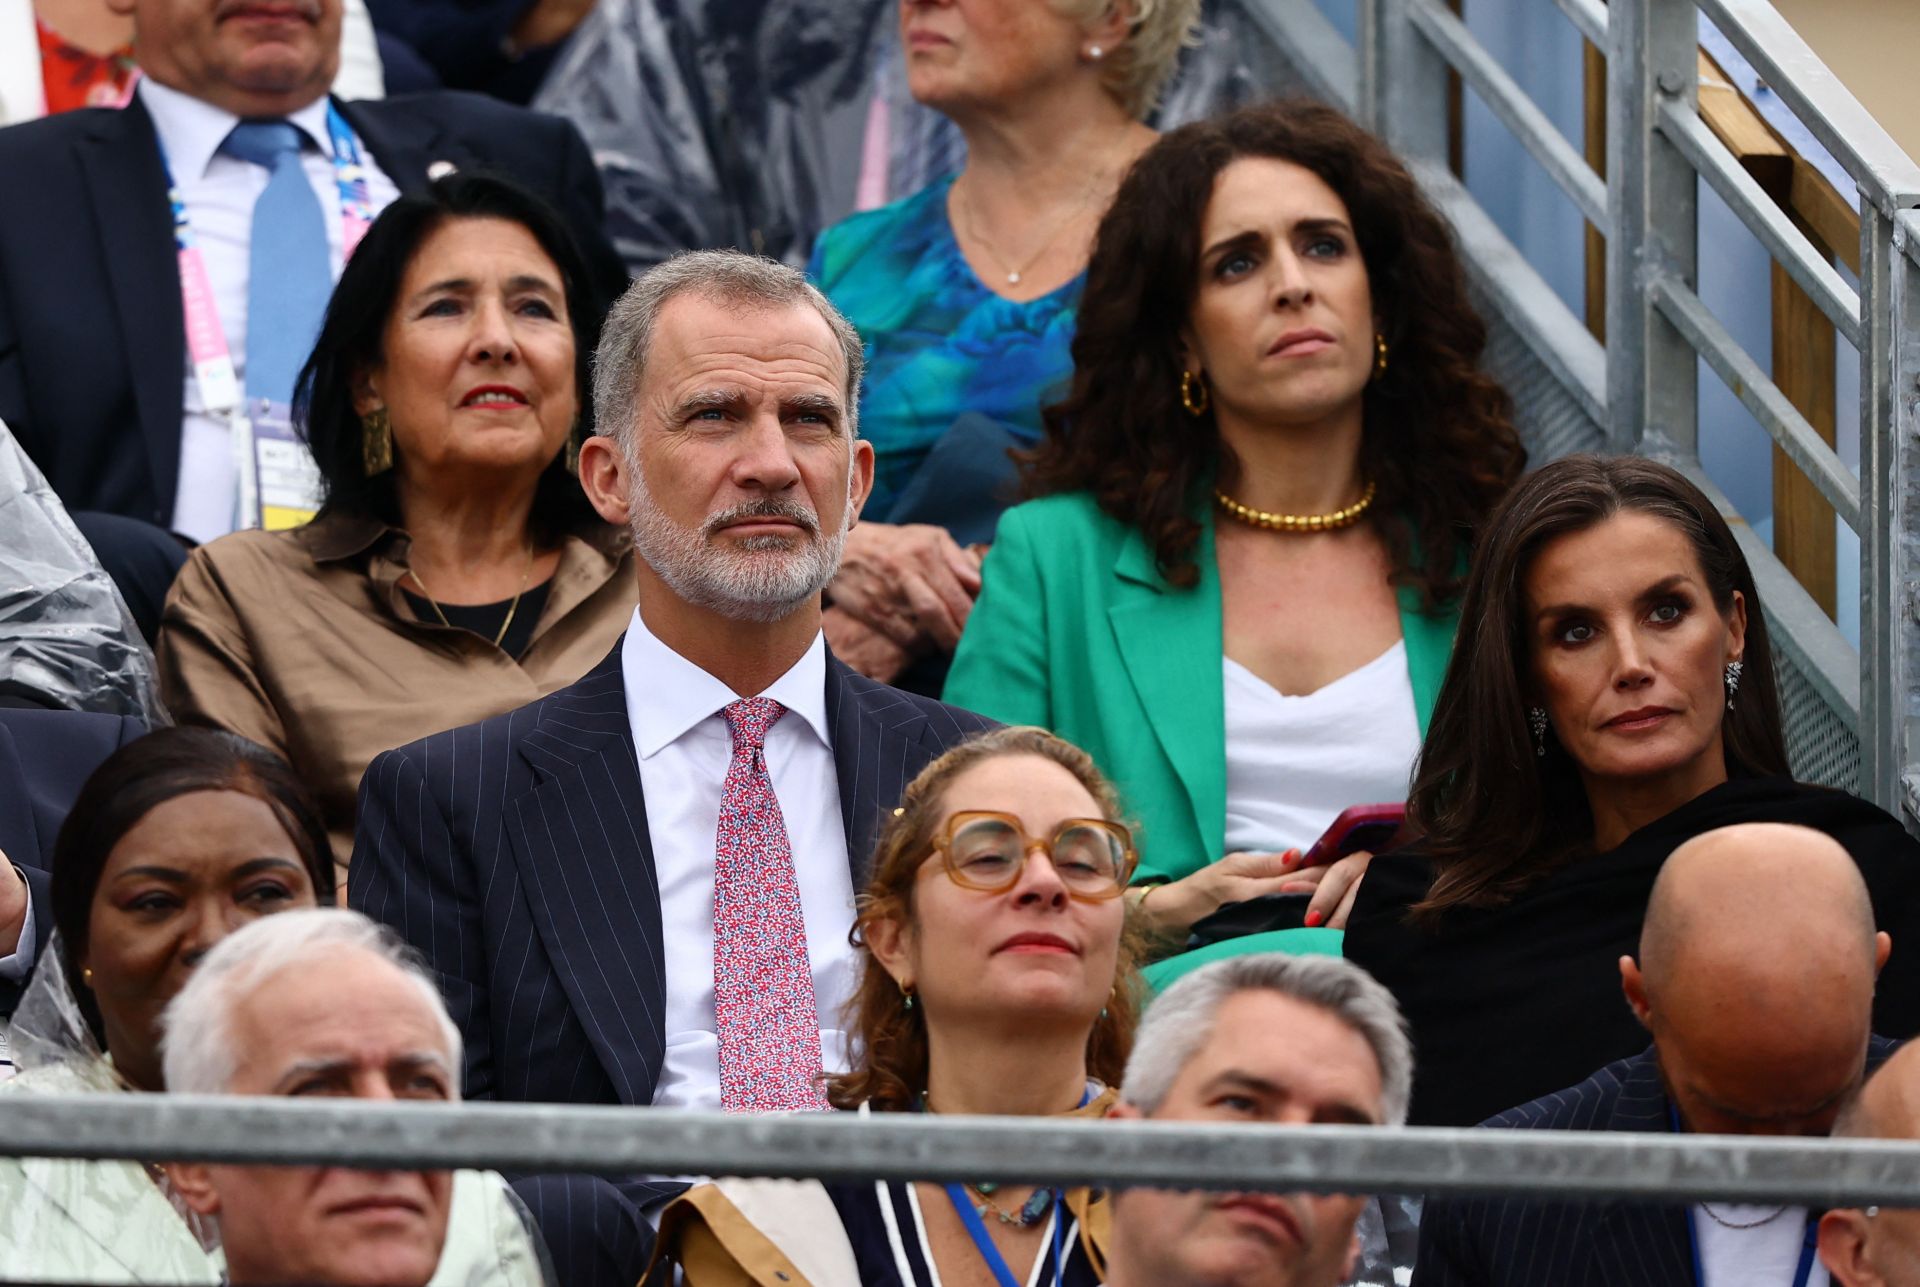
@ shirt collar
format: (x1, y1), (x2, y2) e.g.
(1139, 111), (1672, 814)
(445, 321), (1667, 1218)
(138, 77), (334, 183)
(620, 608), (831, 759)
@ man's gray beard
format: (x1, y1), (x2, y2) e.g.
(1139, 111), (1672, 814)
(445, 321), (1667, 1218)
(628, 480), (847, 624)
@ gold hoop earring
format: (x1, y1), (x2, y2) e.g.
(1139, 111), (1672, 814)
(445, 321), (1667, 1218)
(361, 406), (394, 476)
(1180, 370), (1210, 417)
(1373, 333), (1390, 380)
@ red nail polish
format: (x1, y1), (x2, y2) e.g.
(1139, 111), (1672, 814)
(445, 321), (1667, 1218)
(1305, 910), (1324, 928)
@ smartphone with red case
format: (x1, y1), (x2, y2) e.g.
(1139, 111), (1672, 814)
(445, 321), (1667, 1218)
(1299, 803), (1407, 868)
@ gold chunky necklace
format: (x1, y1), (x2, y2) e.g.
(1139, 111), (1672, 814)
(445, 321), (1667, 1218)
(1214, 480), (1378, 533)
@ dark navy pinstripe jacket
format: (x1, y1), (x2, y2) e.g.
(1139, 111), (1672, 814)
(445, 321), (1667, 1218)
(347, 639), (992, 1196)
(1414, 1038), (1897, 1287)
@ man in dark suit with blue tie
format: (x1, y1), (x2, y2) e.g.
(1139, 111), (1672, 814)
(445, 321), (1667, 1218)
(350, 249), (993, 1287)
(0, 0), (625, 541)
(1415, 823), (1898, 1287)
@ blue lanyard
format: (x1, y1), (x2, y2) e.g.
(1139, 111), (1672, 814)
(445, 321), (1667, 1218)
(943, 1184), (1066, 1287)
(917, 1086), (1089, 1287)
(1670, 1106), (1819, 1287)
(161, 103), (373, 253)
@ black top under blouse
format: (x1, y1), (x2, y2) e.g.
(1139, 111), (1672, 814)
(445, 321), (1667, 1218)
(1342, 775), (1920, 1128)
(402, 578), (552, 659)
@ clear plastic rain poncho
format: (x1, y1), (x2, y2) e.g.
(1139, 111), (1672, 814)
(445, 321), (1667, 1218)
(0, 936), (555, 1286)
(0, 419), (164, 723)
(533, 0), (1323, 274)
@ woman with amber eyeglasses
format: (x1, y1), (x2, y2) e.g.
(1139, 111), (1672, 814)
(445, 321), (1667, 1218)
(650, 726), (1143, 1287)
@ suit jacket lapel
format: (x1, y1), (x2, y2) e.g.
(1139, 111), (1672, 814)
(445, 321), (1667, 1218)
(826, 656), (936, 884)
(77, 100), (185, 514)
(335, 96), (464, 194)
(1107, 512), (1226, 866)
(507, 647), (666, 1107)
(1590, 1052), (1693, 1286)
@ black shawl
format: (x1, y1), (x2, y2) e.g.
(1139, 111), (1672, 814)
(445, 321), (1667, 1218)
(1342, 776), (1920, 1127)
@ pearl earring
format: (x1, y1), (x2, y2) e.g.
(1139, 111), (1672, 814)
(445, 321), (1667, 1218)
(1087, 44), (1104, 60)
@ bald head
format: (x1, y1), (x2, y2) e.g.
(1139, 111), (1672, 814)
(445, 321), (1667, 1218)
(1835, 1042), (1920, 1143)
(1641, 822), (1879, 994)
(1623, 823), (1890, 1137)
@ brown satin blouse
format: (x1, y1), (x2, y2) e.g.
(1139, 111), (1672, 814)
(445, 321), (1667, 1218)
(158, 511), (638, 886)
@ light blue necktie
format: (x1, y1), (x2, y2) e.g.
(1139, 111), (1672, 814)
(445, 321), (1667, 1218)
(221, 120), (332, 405)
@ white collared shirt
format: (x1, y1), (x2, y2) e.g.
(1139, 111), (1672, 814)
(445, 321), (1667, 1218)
(138, 77), (400, 542)
(619, 609), (857, 1110)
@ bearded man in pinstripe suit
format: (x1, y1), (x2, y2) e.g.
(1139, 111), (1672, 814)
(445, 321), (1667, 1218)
(350, 249), (992, 1287)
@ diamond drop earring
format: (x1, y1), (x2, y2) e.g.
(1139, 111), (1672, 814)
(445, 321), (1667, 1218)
(1724, 660), (1743, 710)
(1528, 706), (1549, 757)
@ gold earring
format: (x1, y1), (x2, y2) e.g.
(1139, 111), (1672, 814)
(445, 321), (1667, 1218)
(1373, 333), (1390, 380)
(361, 406), (394, 476)
(1180, 370), (1210, 417)
(82, 966), (94, 985)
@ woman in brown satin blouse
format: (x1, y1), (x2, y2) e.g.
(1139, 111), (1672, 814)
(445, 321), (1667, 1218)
(159, 174), (636, 886)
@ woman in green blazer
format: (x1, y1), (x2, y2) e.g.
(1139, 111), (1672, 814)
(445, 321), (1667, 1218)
(946, 101), (1525, 944)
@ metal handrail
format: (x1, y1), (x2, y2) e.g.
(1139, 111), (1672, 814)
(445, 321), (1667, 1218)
(1694, 0), (1920, 212)
(1648, 274), (1860, 527)
(9, 1095), (1920, 1208)
(1654, 98), (1862, 347)
(1406, 0), (1608, 226)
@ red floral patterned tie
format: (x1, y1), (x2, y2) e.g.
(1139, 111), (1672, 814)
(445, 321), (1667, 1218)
(714, 698), (830, 1112)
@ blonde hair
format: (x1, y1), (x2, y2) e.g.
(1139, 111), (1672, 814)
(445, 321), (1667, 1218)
(825, 727), (1147, 1111)
(1050, 0), (1203, 118)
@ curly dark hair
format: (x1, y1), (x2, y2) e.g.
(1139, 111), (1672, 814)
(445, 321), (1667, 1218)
(1026, 98), (1525, 603)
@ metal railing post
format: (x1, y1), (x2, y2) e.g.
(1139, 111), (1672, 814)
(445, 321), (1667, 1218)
(1887, 213), (1920, 825)
(1861, 204), (1901, 812)
(1360, 0), (1450, 165)
(1606, 0), (1698, 454)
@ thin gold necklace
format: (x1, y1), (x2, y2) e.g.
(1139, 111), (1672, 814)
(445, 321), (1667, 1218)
(406, 544), (535, 649)
(1214, 480), (1378, 533)
(952, 169), (1105, 288)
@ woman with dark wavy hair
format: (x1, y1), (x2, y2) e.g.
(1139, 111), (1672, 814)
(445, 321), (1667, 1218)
(945, 99), (1524, 943)
(1343, 454), (1920, 1126)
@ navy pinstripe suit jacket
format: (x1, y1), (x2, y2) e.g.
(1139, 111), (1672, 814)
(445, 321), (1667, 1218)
(348, 639), (992, 1143)
(1414, 1038), (1897, 1287)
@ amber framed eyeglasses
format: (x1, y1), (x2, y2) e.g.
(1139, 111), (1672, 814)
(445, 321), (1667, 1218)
(929, 810), (1138, 901)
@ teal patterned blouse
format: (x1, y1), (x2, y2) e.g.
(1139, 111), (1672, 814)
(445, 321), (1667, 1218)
(807, 176), (1083, 519)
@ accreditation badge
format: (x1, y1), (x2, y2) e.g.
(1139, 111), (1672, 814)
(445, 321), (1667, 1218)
(246, 398), (325, 531)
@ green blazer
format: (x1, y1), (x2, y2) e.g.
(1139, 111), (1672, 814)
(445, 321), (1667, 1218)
(945, 491), (1460, 883)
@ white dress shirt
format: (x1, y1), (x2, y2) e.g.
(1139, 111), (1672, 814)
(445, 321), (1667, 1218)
(139, 77), (400, 542)
(1693, 1205), (1826, 1286)
(619, 610), (857, 1111)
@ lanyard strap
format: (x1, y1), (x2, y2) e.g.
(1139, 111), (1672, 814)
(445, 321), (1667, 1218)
(160, 102), (374, 416)
(942, 1184), (1066, 1287)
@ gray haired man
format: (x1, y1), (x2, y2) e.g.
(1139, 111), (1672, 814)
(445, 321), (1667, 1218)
(351, 250), (991, 1287)
(1106, 954), (1413, 1287)
(161, 908), (545, 1287)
